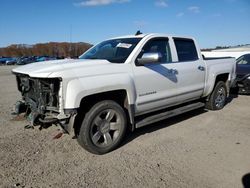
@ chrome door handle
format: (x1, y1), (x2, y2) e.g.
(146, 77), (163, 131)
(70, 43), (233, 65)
(198, 66), (205, 71)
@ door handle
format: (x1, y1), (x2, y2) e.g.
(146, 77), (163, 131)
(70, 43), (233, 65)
(168, 69), (178, 74)
(198, 66), (205, 71)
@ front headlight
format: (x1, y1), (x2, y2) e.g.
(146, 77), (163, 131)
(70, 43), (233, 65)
(247, 76), (250, 80)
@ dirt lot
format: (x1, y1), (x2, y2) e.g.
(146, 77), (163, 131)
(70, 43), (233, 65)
(0, 65), (250, 188)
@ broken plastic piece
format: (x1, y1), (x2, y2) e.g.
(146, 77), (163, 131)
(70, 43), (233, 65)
(53, 132), (64, 139)
(24, 125), (34, 129)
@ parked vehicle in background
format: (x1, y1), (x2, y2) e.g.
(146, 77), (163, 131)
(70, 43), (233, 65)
(12, 33), (236, 154)
(1, 56), (61, 65)
(235, 54), (250, 94)
(6, 58), (18, 65)
(0, 57), (7, 65)
(0, 57), (13, 65)
(202, 51), (250, 59)
(36, 56), (57, 62)
(17, 56), (37, 65)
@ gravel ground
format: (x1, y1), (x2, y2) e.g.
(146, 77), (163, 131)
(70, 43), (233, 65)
(0, 65), (250, 188)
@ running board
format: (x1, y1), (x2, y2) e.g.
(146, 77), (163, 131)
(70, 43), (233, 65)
(135, 102), (205, 129)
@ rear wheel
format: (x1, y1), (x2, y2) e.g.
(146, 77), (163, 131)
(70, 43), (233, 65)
(205, 81), (227, 110)
(77, 100), (127, 154)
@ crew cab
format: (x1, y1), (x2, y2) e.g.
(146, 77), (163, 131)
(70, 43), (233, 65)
(12, 33), (236, 154)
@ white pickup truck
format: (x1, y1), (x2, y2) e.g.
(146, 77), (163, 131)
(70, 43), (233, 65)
(12, 33), (236, 154)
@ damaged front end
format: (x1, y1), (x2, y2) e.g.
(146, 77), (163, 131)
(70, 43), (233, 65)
(13, 73), (76, 133)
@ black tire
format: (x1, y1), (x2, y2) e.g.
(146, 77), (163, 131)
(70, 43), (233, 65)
(77, 100), (127, 154)
(205, 81), (227, 110)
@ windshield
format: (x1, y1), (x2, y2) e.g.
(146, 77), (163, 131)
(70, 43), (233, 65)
(79, 38), (141, 63)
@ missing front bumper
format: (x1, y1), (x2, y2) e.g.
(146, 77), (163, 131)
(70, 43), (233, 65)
(13, 100), (77, 133)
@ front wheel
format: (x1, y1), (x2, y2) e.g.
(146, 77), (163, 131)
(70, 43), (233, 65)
(205, 81), (227, 110)
(77, 100), (127, 154)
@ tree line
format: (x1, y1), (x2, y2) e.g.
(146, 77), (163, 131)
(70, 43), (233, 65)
(0, 42), (93, 58)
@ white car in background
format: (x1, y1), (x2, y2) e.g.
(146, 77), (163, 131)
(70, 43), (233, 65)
(202, 51), (250, 59)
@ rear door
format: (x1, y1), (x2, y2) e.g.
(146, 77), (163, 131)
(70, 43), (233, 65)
(172, 38), (206, 102)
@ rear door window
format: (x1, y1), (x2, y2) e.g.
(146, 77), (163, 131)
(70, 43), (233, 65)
(174, 38), (198, 62)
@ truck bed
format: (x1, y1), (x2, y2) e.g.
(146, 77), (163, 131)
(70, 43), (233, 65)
(202, 57), (236, 97)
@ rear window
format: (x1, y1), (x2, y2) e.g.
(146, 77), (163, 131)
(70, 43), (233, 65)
(174, 38), (198, 62)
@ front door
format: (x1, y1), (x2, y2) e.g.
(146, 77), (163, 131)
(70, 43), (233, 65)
(132, 38), (179, 115)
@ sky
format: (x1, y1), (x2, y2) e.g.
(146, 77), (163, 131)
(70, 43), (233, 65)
(0, 0), (250, 48)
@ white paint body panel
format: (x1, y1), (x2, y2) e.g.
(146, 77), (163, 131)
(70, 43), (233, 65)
(12, 34), (236, 116)
(203, 58), (236, 96)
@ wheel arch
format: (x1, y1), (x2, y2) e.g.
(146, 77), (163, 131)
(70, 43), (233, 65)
(74, 89), (135, 136)
(203, 72), (230, 97)
(214, 73), (230, 96)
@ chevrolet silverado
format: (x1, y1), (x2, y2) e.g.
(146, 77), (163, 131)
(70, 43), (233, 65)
(12, 33), (236, 154)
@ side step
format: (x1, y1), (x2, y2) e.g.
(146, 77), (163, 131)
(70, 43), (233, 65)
(135, 102), (205, 129)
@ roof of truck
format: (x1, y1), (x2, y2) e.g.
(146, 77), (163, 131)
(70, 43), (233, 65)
(110, 33), (194, 40)
(110, 34), (148, 39)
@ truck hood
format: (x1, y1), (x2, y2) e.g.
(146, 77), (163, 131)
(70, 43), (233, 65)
(12, 59), (112, 78)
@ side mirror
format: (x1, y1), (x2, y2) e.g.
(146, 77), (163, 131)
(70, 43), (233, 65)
(137, 52), (161, 65)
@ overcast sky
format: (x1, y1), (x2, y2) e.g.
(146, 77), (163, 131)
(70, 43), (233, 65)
(0, 0), (249, 48)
